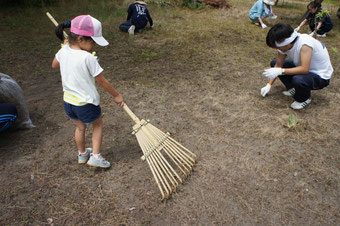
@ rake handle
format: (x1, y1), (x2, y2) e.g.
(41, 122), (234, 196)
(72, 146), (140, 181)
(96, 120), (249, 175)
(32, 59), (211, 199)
(46, 12), (68, 39)
(123, 104), (142, 124)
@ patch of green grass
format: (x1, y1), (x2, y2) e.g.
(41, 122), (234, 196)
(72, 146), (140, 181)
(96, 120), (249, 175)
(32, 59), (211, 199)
(1, 191), (9, 199)
(148, 0), (176, 7)
(323, 0), (339, 3)
(142, 50), (158, 62)
(148, 0), (207, 8)
(286, 113), (299, 128)
(21, 219), (30, 225)
(276, 3), (302, 9)
(130, 49), (160, 63)
(114, 9), (126, 18)
(330, 47), (337, 54)
(30, 207), (36, 214)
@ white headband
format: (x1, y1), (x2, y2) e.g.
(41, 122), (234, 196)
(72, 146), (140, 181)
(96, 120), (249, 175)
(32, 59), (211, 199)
(275, 31), (298, 47)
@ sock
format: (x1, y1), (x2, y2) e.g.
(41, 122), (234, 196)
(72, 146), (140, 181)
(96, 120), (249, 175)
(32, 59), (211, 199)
(79, 150), (88, 156)
(92, 153), (101, 159)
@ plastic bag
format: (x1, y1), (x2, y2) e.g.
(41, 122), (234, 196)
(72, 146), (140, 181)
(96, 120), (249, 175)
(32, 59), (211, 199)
(0, 73), (35, 130)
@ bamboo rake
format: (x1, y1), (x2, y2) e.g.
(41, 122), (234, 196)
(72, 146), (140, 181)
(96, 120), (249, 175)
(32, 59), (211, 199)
(123, 104), (197, 200)
(46, 12), (68, 39)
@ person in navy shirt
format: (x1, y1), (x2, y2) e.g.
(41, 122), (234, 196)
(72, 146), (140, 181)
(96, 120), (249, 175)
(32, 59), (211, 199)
(295, 0), (333, 37)
(119, 1), (153, 35)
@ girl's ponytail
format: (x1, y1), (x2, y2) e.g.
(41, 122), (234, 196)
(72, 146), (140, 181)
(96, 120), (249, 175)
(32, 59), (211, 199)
(55, 21), (71, 41)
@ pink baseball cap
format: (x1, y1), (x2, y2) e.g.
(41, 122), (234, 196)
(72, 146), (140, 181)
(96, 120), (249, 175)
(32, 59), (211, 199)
(71, 15), (109, 46)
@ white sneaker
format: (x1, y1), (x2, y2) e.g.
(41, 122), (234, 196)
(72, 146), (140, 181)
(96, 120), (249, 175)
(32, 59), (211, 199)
(316, 33), (326, 38)
(282, 88), (296, 97)
(269, 15), (277, 20)
(290, 99), (311, 110)
(87, 154), (111, 168)
(128, 25), (135, 35)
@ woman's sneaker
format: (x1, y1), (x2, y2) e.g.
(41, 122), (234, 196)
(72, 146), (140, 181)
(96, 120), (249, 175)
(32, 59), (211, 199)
(290, 98), (311, 110)
(87, 154), (111, 168)
(282, 88), (296, 97)
(78, 148), (93, 164)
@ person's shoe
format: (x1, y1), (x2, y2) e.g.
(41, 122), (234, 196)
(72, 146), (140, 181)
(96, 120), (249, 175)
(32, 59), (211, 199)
(282, 88), (296, 97)
(78, 148), (93, 164)
(87, 154), (111, 168)
(269, 15), (277, 20)
(290, 98), (311, 110)
(128, 25), (135, 35)
(316, 33), (326, 38)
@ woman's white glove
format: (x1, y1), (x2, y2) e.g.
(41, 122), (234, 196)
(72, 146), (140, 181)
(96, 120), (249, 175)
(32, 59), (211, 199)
(294, 26), (301, 32)
(261, 23), (267, 29)
(261, 83), (271, 97)
(263, 68), (282, 79)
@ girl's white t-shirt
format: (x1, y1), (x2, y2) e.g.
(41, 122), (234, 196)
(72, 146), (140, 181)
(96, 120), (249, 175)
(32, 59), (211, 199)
(278, 34), (333, 80)
(56, 45), (103, 106)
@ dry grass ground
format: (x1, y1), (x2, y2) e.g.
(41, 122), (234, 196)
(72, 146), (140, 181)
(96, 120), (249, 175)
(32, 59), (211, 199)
(0, 0), (339, 225)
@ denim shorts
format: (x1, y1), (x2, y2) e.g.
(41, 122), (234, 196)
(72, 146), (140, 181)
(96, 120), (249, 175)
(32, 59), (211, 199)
(64, 102), (101, 124)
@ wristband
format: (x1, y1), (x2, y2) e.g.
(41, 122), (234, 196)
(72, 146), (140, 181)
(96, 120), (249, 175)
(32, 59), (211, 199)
(267, 83), (272, 86)
(281, 68), (285, 75)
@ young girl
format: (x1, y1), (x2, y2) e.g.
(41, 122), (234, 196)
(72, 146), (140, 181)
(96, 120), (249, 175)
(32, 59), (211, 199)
(52, 15), (124, 168)
(295, 1), (333, 37)
(249, 0), (277, 29)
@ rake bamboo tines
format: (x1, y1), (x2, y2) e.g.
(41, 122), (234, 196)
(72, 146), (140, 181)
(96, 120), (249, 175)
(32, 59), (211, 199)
(123, 104), (197, 200)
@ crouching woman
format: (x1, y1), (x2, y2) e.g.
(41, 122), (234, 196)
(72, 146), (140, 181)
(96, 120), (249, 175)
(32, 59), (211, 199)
(249, 0), (277, 29)
(260, 23), (333, 110)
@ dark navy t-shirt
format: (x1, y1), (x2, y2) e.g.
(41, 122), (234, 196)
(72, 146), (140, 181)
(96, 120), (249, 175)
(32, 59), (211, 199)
(307, 8), (333, 30)
(127, 3), (153, 28)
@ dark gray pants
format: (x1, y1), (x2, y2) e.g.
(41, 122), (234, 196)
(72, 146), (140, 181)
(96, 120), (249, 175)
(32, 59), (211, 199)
(119, 20), (144, 32)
